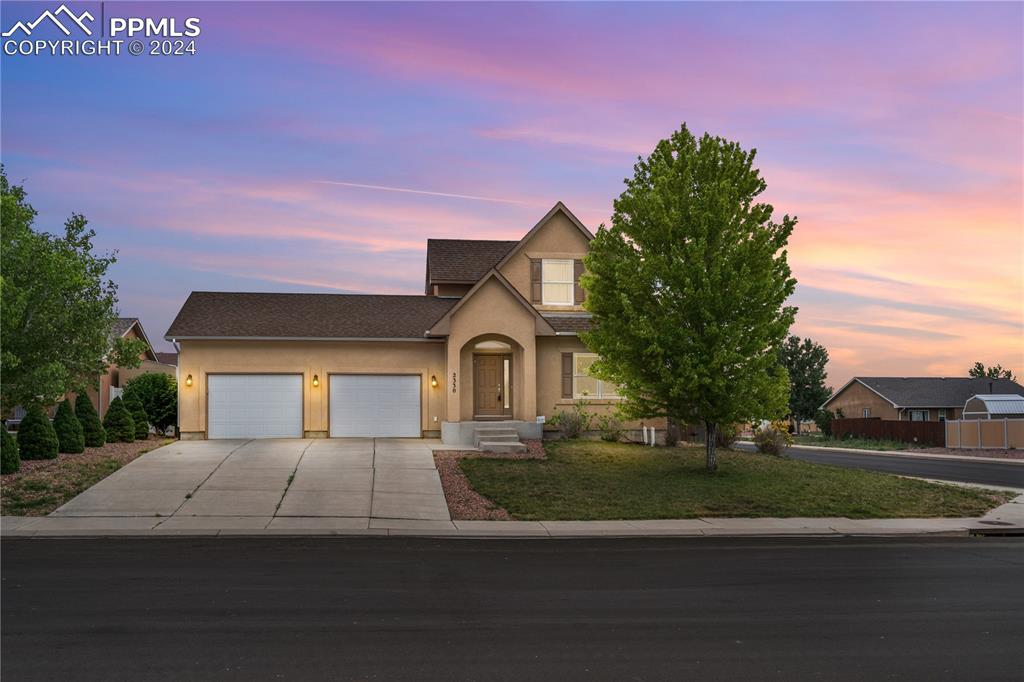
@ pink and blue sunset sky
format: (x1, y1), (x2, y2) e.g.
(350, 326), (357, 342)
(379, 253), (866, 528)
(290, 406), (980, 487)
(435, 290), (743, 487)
(1, 1), (1021, 387)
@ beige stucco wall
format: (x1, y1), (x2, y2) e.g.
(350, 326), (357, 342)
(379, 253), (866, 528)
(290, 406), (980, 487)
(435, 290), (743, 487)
(499, 211), (590, 313)
(825, 382), (899, 420)
(442, 277), (540, 422)
(536, 336), (665, 431)
(177, 340), (447, 438)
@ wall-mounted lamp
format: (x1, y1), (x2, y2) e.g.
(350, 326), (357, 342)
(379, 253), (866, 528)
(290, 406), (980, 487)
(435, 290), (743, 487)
(185, 374), (193, 387)
(312, 374), (320, 388)
(430, 374), (439, 388)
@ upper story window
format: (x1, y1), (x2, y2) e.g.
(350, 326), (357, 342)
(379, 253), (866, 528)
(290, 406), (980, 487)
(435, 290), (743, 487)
(542, 259), (574, 306)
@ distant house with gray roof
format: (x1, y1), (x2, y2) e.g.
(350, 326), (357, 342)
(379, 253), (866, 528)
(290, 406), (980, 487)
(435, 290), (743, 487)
(821, 377), (1024, 422)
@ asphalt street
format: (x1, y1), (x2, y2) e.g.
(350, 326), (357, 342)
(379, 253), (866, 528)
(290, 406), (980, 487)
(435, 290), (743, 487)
(3, 537), (1023, 681)
(735, 442), (1024, 488)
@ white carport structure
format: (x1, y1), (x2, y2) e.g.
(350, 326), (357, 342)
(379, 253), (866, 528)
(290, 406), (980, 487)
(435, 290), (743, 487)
(962, 394), (1024, 420)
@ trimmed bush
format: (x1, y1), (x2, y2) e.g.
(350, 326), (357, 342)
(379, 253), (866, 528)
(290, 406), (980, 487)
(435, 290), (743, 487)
(1, 426), (20, 474)
(814, 409), (835, 437)
(596, 414), (624, 442)
(17, 405), (59, 460)
(753, 420), (793, 457)
(75, 395), (105, 447)
(123, 394), (150, 440)
(123, 373), (176, 434)
(102, 397), (135, 443)
(548, 399), (594, 439)
(53, 400), (85, 453)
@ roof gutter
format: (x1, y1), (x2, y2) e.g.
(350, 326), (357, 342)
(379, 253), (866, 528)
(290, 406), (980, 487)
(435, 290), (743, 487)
(164, 336), (445, 343)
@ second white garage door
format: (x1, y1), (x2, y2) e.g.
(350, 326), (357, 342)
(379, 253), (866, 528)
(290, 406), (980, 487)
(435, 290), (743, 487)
(330, 374), (421, 438)
(207, 374), (303, 439)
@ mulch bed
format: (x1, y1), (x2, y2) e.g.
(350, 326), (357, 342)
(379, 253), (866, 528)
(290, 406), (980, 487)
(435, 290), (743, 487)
(433, 439), (546, 520)
(1, 436), (171, 516)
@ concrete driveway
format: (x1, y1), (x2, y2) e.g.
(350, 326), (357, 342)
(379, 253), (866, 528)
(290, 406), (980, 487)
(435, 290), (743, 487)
(49, 438), (451, 530)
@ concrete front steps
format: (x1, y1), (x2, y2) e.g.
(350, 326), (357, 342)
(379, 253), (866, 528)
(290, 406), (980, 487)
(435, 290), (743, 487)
(474, 426), (527, 454)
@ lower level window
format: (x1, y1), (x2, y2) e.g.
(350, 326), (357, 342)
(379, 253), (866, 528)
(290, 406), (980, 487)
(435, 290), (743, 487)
(937, 408), (947, 422)
(573, 353), (619, 399)
(909, 410), (929, 421)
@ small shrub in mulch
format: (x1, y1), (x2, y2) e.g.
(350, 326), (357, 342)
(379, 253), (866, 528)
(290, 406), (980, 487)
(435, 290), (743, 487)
(433, 440), (547, 520)
(17, 405), (59, 460)
(53, 400), (85, 454)
(102, 397), (135, 443)
(123, 394), (150, 440)
(1, 426), (20, 474)
(75, 395), (105, 447)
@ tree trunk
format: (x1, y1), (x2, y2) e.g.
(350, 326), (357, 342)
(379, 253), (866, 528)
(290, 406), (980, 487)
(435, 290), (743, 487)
(705, 421), (718, 472)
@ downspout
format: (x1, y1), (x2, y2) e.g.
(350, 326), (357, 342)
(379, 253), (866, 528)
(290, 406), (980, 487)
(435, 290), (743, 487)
(172, 339), (181, 438)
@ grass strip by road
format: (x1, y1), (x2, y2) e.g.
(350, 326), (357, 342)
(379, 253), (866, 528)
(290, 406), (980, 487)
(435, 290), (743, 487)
(1, 437), (172, 516)
(459, 440), (1012, 521)
(790, 434), (928, 451)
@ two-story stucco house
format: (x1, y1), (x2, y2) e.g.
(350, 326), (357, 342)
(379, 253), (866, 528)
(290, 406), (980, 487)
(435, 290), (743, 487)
(166, 203), (656, 446)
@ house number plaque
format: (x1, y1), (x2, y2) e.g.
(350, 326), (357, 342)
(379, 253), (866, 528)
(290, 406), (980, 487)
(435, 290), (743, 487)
(451, 372), (457, 393)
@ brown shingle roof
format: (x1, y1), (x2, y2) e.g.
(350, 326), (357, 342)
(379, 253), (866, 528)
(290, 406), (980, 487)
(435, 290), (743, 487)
(848, 377), (1024, 408)
(426, 239), (518, 288)
(110, 317), (137, 339)
(154, 352), (178, 366)
(165, 292), (457, 340)
(543, 314), (592, 334)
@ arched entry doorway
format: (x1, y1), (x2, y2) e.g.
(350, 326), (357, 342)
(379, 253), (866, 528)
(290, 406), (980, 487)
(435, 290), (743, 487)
(472, 339), (514, 419)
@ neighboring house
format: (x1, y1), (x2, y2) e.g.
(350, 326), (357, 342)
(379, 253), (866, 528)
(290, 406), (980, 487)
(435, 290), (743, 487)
(6, 317), (168, 428)
(154, 351), (178, 366)
(82, 317), (172, 418)
(166, 202), (661, 443)
(821, 377), (1024, 422)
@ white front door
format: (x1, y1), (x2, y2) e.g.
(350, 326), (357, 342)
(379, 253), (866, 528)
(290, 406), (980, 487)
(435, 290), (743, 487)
(330, 374), (421, 438)
(207, 374), (303, 439)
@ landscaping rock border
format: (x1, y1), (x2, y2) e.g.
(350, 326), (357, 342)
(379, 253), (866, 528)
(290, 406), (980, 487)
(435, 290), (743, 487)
(433, 439), (546, 520)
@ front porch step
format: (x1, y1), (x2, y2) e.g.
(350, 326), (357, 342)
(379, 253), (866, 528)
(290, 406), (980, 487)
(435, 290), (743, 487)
(473, 427), (520, 448)
(478, 440), (528, 454)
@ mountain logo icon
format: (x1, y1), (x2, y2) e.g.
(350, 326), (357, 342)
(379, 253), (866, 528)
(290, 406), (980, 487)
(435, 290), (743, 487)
(2, 4), (94, 37)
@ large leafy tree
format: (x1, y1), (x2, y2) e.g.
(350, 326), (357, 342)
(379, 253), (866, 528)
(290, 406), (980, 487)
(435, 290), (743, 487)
(778, 335), (830, 434)
(581, 124), (796, 471)
(968, 362), (1016, 382)
(1, 168), (146, 411)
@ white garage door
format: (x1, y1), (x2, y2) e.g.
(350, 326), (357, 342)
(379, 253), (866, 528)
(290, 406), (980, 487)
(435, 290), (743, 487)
(207, 374), (303, 439)
(330, 374), (421, 438)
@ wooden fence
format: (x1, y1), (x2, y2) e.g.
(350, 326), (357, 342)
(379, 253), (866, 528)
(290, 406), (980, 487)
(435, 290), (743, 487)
(945, 419), (1024, 450)
(831, 418), (945, 447)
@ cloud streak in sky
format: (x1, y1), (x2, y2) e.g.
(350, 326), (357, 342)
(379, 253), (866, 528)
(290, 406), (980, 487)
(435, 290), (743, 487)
(1, 1), (1020, 383)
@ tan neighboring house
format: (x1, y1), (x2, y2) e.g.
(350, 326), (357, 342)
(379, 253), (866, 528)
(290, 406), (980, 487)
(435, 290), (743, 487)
(83, 318), (176, 418)
(821, 376), (1024, 423)
(166, 202), (662, 444)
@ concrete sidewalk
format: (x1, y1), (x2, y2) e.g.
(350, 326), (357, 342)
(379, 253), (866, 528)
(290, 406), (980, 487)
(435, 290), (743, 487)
(4, 494), (1021, 539)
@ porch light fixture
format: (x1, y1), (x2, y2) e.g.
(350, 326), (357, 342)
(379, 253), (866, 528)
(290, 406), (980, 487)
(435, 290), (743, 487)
(185, 374), (193, 387)
(312, 374), (320, 387)
(430, 374), (439, 388)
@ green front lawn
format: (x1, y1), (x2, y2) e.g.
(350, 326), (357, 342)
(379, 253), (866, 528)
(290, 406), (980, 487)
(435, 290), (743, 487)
(1, 438), (171, 516)
(460, 441), (1010, 521)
